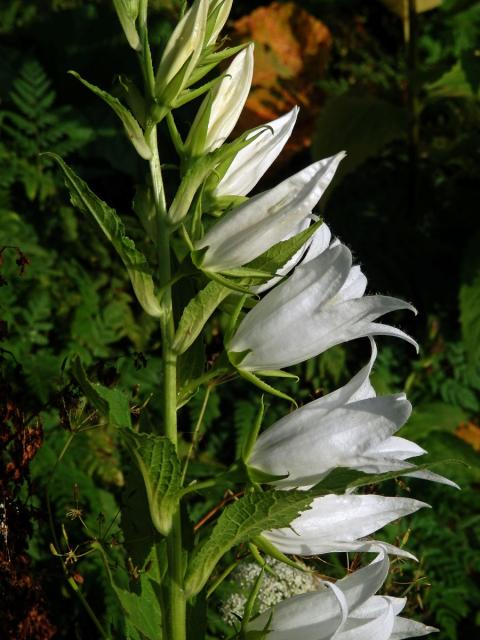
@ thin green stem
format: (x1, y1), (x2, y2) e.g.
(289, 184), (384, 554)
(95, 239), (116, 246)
(181, 385), (212, 482)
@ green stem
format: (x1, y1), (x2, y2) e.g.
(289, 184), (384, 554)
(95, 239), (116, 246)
(138, 6), (186, 638)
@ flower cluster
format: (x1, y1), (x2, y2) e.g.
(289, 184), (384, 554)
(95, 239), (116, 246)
(173, 13), (448, 636)
(107, 2), (452, 637)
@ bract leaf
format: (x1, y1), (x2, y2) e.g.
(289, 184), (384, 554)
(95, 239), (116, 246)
(184, 489), (313, 596)
(172, 280), (230, 355)
(46, 153), (163, 318)
(69, 71), (151, 159)
(122, 431), (182, 536)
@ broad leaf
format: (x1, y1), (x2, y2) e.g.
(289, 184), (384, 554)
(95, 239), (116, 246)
(71, 356), (132, 428)
(123, 431), (182, 535)
(94, 542), (163, 640)
(184, 490), (313, 596)
(172, 280), (230, 354)
(47, 153), (163, 318)
(69, 71), (151, 159)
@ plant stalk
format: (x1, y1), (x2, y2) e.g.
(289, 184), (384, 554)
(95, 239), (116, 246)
(138, 5), (186, 637)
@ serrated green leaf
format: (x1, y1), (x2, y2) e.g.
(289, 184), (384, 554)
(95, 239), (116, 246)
(123, 431), (182, 535)
(184, 490), (313, 596)
(69, 71), (151, 159)
(46, 153), (162, 318)
(172, 280), (230, 354)
(71, 356), (132, 428)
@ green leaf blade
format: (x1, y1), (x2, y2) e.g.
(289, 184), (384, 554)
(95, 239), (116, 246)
(123, 431), (182, 536)
(184, 490), (313, 597)
(46, 153), (162, 318)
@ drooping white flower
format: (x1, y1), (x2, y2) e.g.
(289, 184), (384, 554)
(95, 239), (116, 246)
(185, 45), (254, 155)
(248, 339), (454, 488)
(229, 243), (417, 372)
(196, 153), (345, 270)
(247, 550), (436, 640)
(263, 494), (428, 558)
(215, 107), (299, 197)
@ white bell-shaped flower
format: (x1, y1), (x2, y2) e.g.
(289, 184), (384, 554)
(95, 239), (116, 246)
(196, 153), (345, 270)
(248, 339), (455, 488)
(229, 243), (417, 371)
(216, 107), (299, 197)
(263, 494), (428, 558)
(247, 550), (436, 640)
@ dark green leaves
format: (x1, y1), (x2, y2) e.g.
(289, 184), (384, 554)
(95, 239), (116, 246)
(71, 356), (132, 428)
(69, 71), (151, 158)
(123, 431), (182, 536)
(172, 280), (230, 354)
(46, 153), (163, 318)
(184, 490), (313, 596)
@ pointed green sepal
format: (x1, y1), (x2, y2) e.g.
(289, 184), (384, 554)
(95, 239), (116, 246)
(236, 367), (297, 405)
(254, 370), (300, 380)
(253, 535), (312, 573)
(242, 397), (265, 463)
(186, 43), (248, 87)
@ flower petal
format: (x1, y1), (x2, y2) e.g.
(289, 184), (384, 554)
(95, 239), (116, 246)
(216, 107), (300, 197)
(230, 244), (417, 371)
(199, 154), (345, 270)
(264, 495), (428, 556)
(249, 394), (411, 487)
(248, 550), (390, 640)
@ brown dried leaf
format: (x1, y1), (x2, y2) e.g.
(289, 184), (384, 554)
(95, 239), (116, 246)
(231, 2), (332, 161)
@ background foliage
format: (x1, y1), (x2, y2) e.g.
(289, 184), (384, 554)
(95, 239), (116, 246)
(0, 0), (479, 638)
